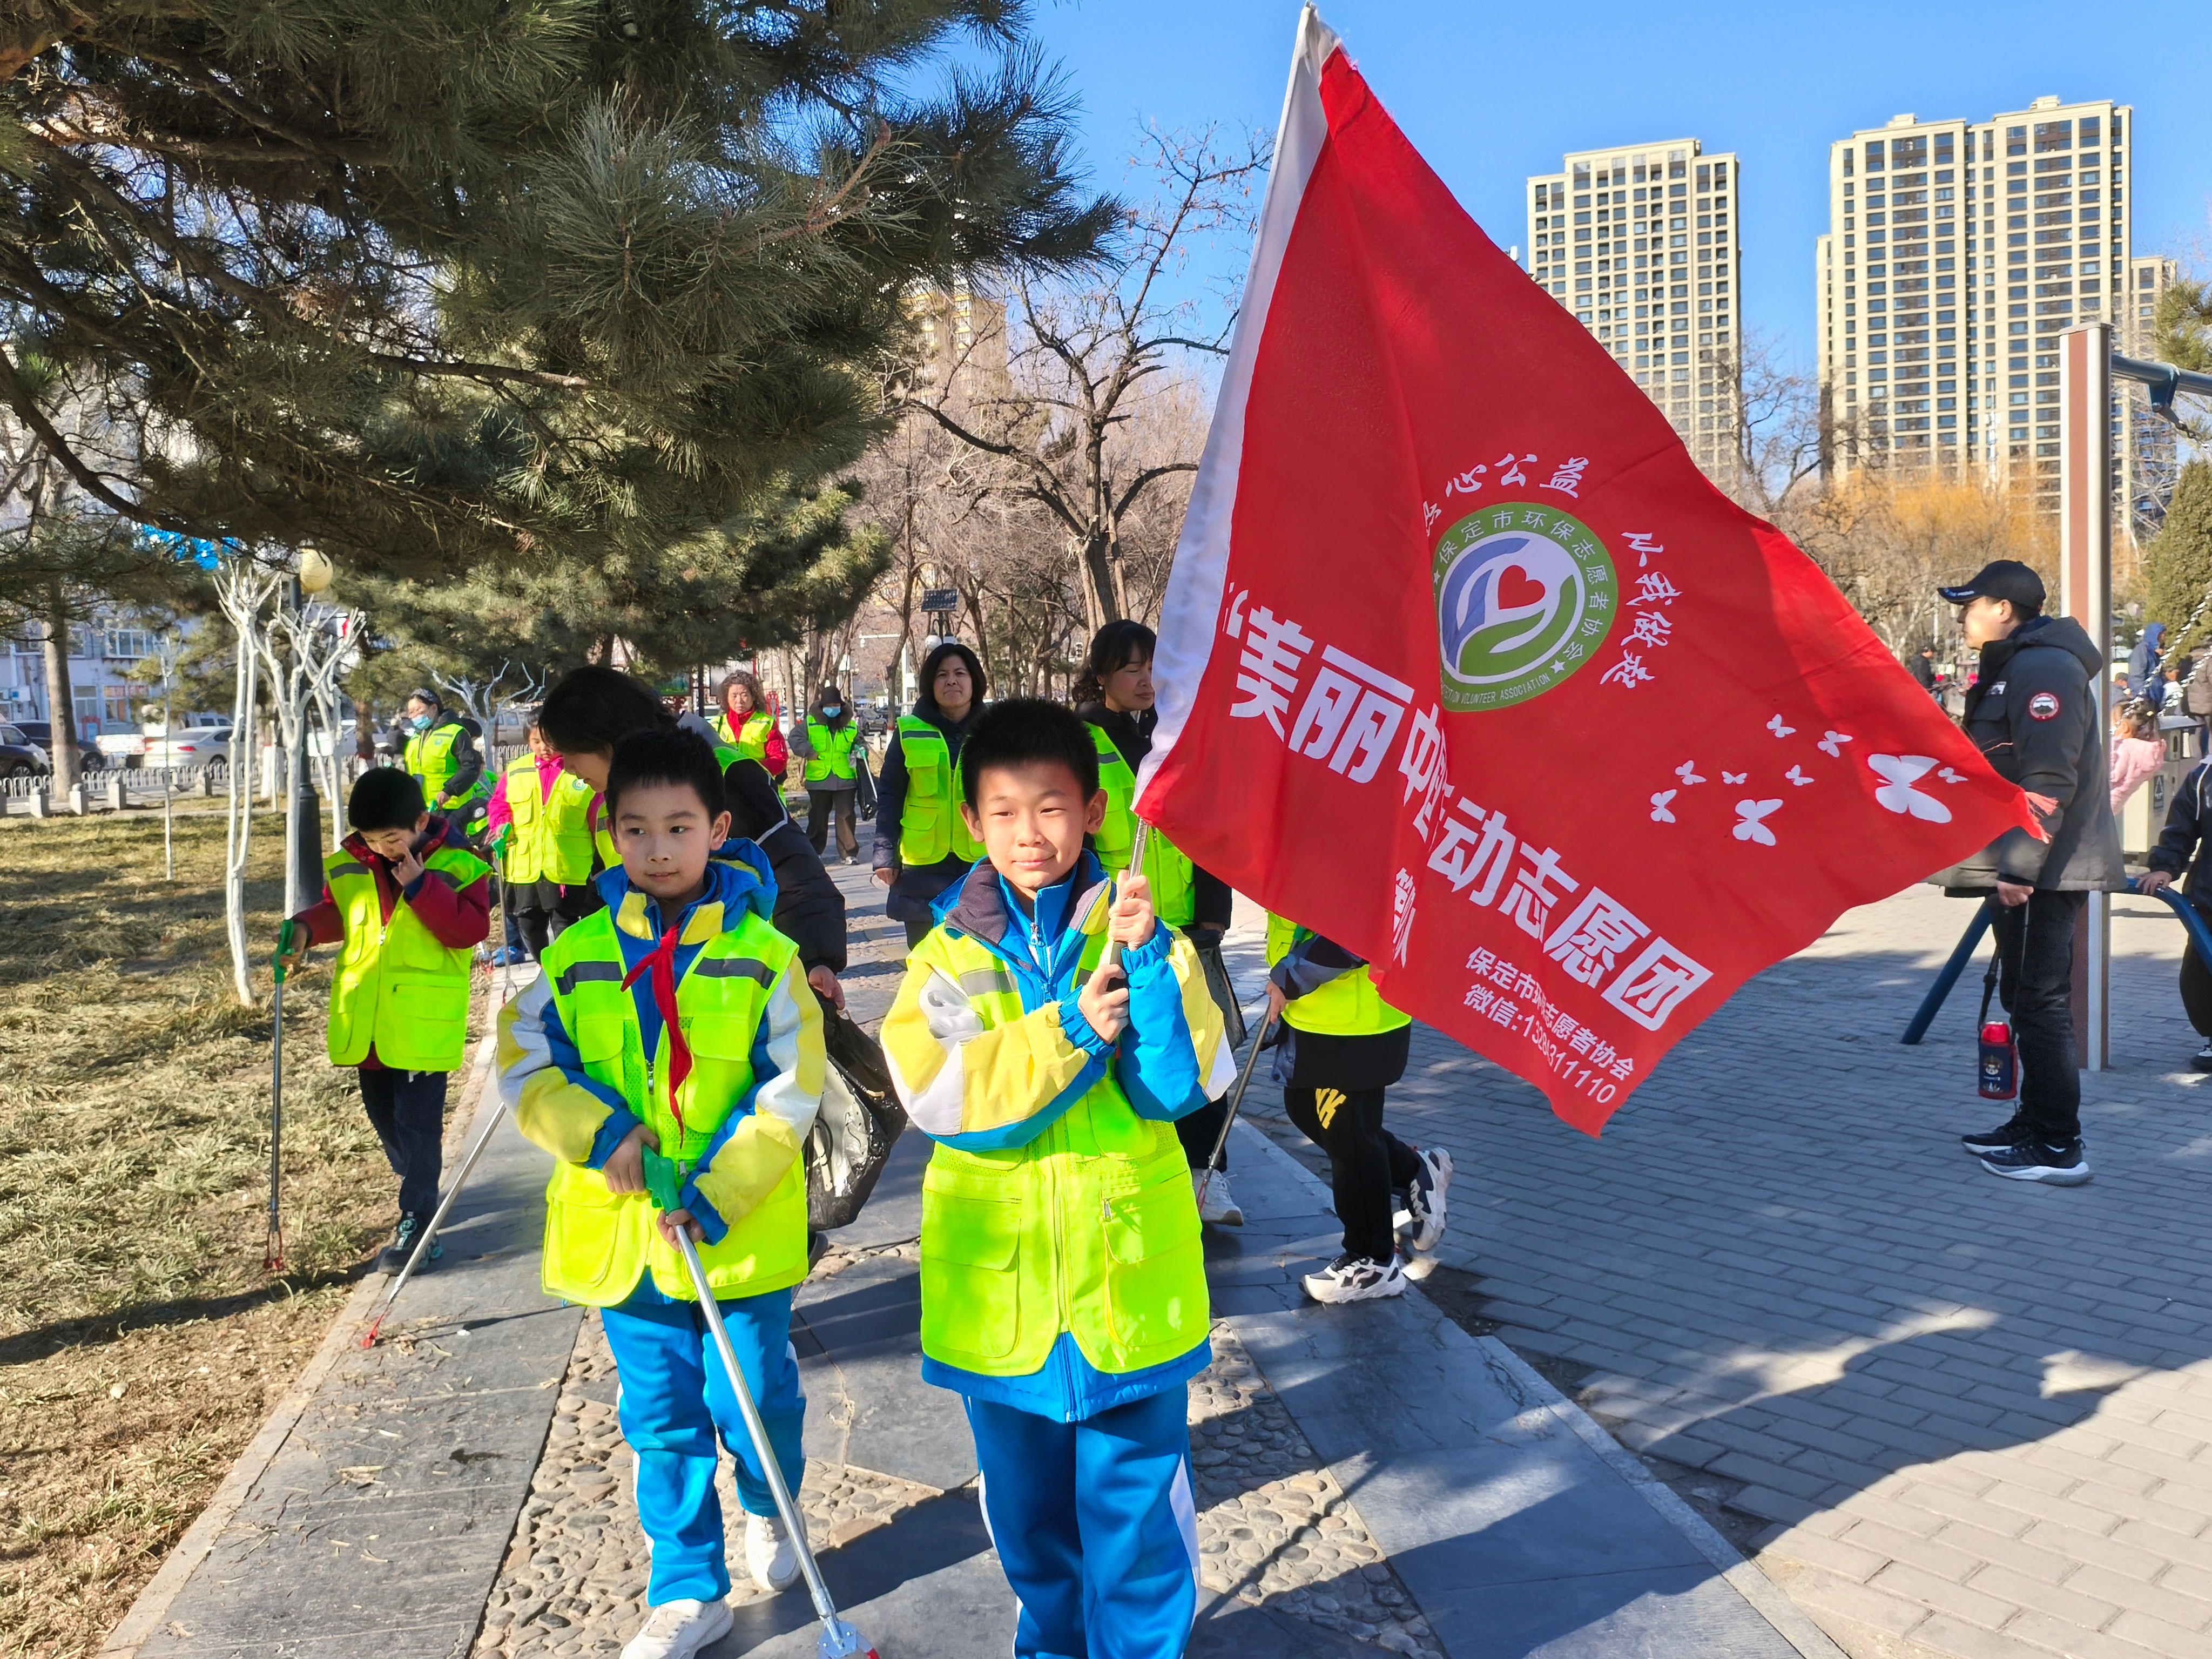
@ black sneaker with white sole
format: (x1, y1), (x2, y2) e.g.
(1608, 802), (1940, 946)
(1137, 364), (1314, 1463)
(1405, 1146), (1453, 1253)
(1301, 1253), (1407, 1304)
(1959, 1118), (2030, 1156)
(1977, 1138), (2091, 1185)
(2193, 1042), (2212, 1074)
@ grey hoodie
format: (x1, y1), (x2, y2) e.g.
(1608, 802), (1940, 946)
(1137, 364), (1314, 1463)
(1932, 614), (2126, 892)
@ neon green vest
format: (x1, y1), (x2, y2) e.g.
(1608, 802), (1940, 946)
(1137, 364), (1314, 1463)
(1087, 723), (1198, 928)
(914, 923), (1208, 1379)
(895, 716), (982, 866)
(403, 723), (486, 808)
(537, 906), (808, 1305)
(591, 806), (618, 873)
(325, 843), (489, 1070)
(804, 719), (858, 784)
(503, 754), (596, 885)
(712, 709), (777, 763)
(1265, 913), (1410, 1037)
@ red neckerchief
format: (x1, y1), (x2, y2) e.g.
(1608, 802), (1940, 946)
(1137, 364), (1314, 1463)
(620, 915), (692, 1141)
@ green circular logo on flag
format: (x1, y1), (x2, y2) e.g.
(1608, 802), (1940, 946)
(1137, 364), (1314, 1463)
(1433, 503), (1617, 711)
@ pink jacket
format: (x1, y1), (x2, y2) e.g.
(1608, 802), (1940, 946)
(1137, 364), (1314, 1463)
(487, 751), (567, 835)
(2109, 734), (2166, 814)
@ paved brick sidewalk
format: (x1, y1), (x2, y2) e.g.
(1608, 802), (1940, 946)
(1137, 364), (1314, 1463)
(1330, 883), (2212, 1659)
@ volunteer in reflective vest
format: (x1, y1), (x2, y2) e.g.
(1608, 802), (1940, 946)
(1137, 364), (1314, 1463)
(709, 669), (786, 779)
(1074, 620), (1244, 1228)
(275, 767), (491, 1274)
(486, 716), (598, 960)
(1265, 915), (1454, 1306)
(872, 640), (986, 952)
(792, 682), (861, 866)
(497, 728), (826, 1645)
(397, 688), (489, 821)
(880, 699), (1230, 1658)
(538, 664), (850, 1014)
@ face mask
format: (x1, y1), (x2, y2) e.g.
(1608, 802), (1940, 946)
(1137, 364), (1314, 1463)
(409, 713), (431, 732)
(822, 705), (842, 718)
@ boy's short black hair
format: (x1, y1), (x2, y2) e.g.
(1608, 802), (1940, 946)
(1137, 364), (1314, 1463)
(605, 728), (727, 820)
(349, 766), (427, 832)
(960, 698), (1100, 809)
(539, 665), (676, 757)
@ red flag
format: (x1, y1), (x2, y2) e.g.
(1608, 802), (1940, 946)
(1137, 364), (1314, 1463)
(1137, 8), (2036, 1135)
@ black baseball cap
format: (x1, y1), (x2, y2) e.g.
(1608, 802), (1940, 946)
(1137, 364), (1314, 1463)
(1938, 559), (2045, 611)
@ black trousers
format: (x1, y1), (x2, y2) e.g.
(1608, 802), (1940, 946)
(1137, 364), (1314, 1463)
(1990, 889), (2086, 1144)
(505, 878), (585, 959)
(358, 1067), (448, 1216)
(1283, 1086), (1421, 1264)
(808, 788), (859, 859)
(2180, 932), (2212, 1038)
(904, 915), (935, 952)
(1177, 1097), (1229, 1175)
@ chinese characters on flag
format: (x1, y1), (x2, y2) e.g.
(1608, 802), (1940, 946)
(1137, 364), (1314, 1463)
(1137, 9), (2035, 1133)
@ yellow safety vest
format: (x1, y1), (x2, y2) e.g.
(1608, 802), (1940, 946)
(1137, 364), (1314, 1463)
(591, 805), (618, 873)
(502, 754), (596, 885)
(1265, 913), (1410, 1038)
(711, 709), (777, 763)
(537, 907), (809, 1305)
(804, 719), (859, 785)
(895, 716), (982, 866)
(1087, 723), (1198, 929)
(402, 723), (485, 808)
(913, 922), (1209, 1379)
(325, 843), (489, 1071)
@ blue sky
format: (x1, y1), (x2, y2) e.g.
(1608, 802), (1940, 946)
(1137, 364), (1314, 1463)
(1016, 0), (2212, 373)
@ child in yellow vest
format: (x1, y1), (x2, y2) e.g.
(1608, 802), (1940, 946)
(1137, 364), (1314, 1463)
(497, 730), (824, 1659)
(881, 699), (1230, 1659)
(276, 767), (490, 1273)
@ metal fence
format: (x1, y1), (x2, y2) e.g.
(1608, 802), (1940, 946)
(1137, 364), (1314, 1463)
(3, 744), (535, 814)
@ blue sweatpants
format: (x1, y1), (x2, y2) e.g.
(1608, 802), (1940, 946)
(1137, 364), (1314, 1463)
(601, 1279), (806, 1607)
(967, 1388), (1200, 1659)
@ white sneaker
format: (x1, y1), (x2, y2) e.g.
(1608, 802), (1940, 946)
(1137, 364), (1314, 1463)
(1406, 1145), (1453, 1254)
(1194, 1168), (1244, 1226)
(1301, 1253), (1407, 1304)
(745, 1510), (801, 1591)
(621, 1597), (732, 1659)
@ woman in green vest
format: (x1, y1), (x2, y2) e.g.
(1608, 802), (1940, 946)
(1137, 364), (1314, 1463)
(792, 682), (861, 865)
(872, 640), (986, 951)
(1265, 917), (1453, 1305)
(1073, 620), (1245, 1228)
(710, 669), (787, 780)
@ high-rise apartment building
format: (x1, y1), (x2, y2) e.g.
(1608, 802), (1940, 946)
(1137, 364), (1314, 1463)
(1526, 140), (1743, 482)
(2122, 255), (2178, 541)
(1816, 97), (2133, 520)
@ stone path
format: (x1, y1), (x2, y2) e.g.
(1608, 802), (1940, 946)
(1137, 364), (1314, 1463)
(1347, 882), (2212, 1659)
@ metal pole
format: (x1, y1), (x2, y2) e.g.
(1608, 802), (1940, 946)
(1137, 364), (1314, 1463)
(2061, 323), (2112, 1071)
(1899, 896), (1996, 1046)
(361, 1095), (512, 1348)
(1198, 1009), (1280, 1204)
(671, 1228), (873, 1657)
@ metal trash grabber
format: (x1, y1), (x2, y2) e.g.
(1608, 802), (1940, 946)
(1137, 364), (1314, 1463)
(266, 920), (294, 1273)
(1197, 1006), (1279, 1210)
(360, 1094), (512, 1348)
(670, 1222), (878, 1659)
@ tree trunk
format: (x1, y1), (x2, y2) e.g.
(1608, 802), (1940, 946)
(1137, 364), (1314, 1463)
(1077, 529), (1121, 632)
(41, 581), (79, 791)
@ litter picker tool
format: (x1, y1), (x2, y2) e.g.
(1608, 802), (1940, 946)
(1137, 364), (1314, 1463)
(659, 1158), (878, 1659)
(1198, 1006), (1279, 1212)
(360, 1094), (513, 1348)
(266, 919), (294, 1273)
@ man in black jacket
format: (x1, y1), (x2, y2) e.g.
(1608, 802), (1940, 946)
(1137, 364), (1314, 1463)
(1933, 560), (2125, 1186)
(2133, 766), (2212, 1071)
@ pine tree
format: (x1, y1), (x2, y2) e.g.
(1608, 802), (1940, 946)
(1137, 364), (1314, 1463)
(2145, 461), (2212, 656)
(0, 2), (1113, 599)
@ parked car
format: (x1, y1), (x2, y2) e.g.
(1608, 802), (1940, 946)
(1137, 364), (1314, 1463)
(0, 722), (49, 779)
(143, 725), (234, 776)
(100, 712), (227, 767)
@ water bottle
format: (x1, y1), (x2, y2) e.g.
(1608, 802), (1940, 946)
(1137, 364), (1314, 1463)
(1978, 1019), (2019, 1101)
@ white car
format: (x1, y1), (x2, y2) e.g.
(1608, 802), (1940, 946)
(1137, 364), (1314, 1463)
(142, 726), (234, 775)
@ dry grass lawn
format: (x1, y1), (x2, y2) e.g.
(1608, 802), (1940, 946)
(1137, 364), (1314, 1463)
(0, 807), (491, 1658)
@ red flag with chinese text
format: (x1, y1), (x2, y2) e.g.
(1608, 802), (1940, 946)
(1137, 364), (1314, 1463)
(1137, 9), (2036, 1134)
